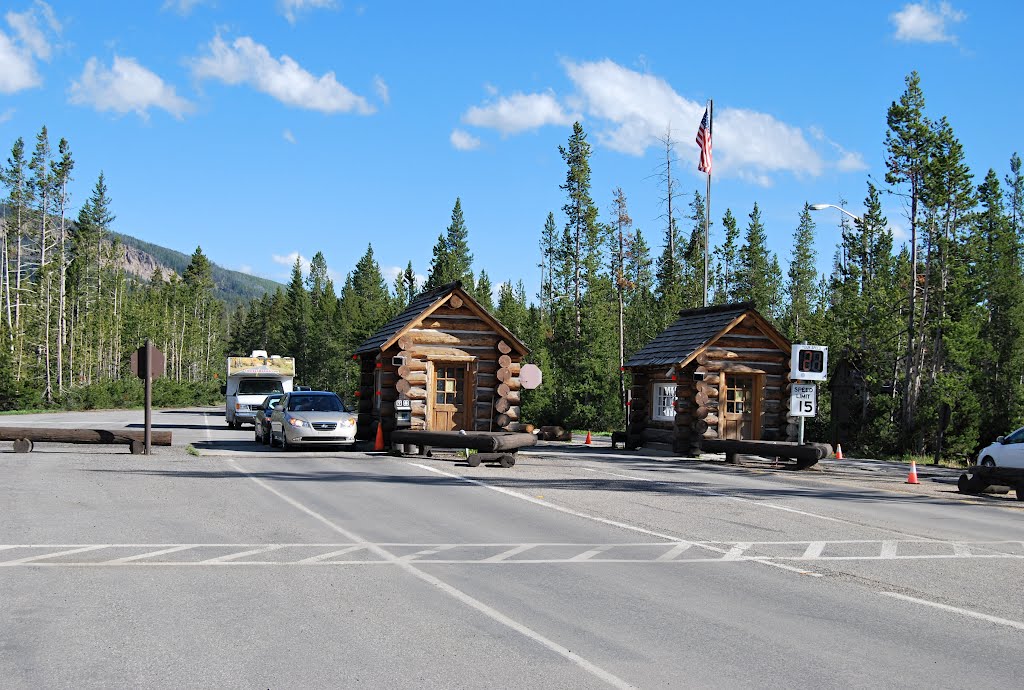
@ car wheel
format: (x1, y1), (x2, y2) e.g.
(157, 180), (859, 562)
(982, 456), (996, 467)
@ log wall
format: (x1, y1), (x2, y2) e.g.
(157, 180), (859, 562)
(361, 293), (527, 443)
(625, 314), (793, 454)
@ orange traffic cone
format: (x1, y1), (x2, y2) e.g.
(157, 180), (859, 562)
(584, 431), (592, 445)
(374, 422), (385, 451)
(835, 444), (843, 460)
(906, 461), (920, 484)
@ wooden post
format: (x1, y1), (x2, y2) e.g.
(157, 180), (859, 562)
(144, 339), (153, 455)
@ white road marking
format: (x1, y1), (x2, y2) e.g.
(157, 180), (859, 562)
(802, 542), (827, 559)
(200, 544), (286, 563)
(569, 545), (616, 561)
(482, 544), (538, 562)
(104, 545), (197, 564)
(879, 541), (899, 558)
(402, 545), (457, 561)
(0, 545), (108, 565)
(722, 543), (752, 560)
(227, 459), (636, 690)
(656, 543), (694, 561)
(881, 592), (1024, 632)
(296, 545), (369, 563)
(411, 462), (823, 578)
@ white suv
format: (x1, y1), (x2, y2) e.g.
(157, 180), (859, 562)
(977, 427), (1024, 468)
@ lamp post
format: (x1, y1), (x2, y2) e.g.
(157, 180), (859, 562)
(809, 203), (861, 224)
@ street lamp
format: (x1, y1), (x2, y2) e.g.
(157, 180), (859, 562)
(809, 203), (862, 224)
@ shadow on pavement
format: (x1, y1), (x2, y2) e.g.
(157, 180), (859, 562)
(82, 464), (981, 507)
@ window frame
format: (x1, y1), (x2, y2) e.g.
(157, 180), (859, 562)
(651, 381), (676, 422)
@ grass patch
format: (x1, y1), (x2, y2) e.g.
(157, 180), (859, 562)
(185, 444), (200, 457)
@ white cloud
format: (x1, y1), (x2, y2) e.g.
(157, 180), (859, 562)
(279, 0), (337, 24)
(373, 74), (389, 105)
(463, 91), (577, 135)
(450, 128), (480, 151)
(891, 2), (965, 44)
(0, 32), (38, 92)
(69, 56), (193, 120)
(563, 59), (828, 184)
(272, 251), (309, 273)
(237, 264), (254, 274)
(162, 0), (209, 16)
(0, 107), (13, 123)
(0, 1), (60, 93)
(283, 128), (296, 144)
(383, 265), (426, 291)
(192, 34), (374, 115)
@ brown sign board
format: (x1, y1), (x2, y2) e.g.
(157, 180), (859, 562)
(131, 344), (166, 380)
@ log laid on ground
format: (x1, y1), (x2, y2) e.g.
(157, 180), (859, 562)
(1, 427), (172, 452)
(536, 425), (573, 441)
(699, 438), (830, 468)
(390, 430), (536, 453)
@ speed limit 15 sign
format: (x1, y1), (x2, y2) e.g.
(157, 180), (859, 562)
(790, 384), (817, 417)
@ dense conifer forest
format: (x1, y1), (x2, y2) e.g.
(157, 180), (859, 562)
(3, 72), (1021, 461)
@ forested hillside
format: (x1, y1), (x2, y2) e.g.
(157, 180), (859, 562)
(2, 71), (1022, 461)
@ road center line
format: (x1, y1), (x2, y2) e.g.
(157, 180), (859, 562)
(227, 459), (634, 690)
(881, 592), (1024, 632)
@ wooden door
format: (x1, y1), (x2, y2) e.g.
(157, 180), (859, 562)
(721, 374), (759, 440)
(431, 362), (467, 431)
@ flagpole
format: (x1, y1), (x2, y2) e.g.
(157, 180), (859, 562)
(703, 99), (712, 307)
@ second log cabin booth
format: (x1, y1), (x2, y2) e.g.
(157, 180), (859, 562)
(353, 281), (529, 443)
(624, 302), (796, 454)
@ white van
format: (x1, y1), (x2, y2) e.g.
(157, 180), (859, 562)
(224, 351), (296, 428)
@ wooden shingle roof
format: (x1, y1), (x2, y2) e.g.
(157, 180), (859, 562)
(354, 281), (529, 356)
(624, 302), (756, 368)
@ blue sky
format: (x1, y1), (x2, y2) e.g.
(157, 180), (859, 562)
(0, 1), (1017, 301)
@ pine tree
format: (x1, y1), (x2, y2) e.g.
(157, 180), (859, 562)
(735, 203), (782, 318)
(712, 208), (740, 304)
(475, 269), (494, 311)
(885, 71), (933, 436)
(284, 256), (311, 377)
(784, 203), (818, 341)
(426, 198), (474, 289)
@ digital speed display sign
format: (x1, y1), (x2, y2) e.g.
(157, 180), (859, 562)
(790, 344), (828, 382)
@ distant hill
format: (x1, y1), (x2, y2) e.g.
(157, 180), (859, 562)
(111, 232), (282, 305)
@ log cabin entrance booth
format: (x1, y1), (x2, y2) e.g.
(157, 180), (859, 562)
(623, 302), (795, 454)
(353, 281), (529, 444)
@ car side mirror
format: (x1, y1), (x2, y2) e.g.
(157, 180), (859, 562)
(997, 436), (1006, 444)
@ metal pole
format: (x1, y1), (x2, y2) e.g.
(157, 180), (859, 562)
(703, 99), (712, 307)
(144, 339), (152, 455)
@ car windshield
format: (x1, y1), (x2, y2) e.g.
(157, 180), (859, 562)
(260, 395), (283, 409)
(1005, 427), (1024, 443)
(288, 395), (345, 412)
(237, 378), (284, 395)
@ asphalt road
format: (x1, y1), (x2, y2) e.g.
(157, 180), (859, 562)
(3, 408), (1024, 688)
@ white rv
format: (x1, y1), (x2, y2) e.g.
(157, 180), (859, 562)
(224, 350), (296, 428)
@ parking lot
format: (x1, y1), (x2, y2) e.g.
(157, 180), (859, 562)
(3, 408), (1024, 688)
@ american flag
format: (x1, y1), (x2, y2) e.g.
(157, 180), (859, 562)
(696, 105), (712, 174)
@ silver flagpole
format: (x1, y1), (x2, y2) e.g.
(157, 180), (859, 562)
(703, 99), (712, 307)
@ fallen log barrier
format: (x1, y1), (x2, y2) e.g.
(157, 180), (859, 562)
(959, 466), (1024, 500)
(699, 439), (831, 470)
(0, 427), (173, 454)
(390, 430), (536, 454)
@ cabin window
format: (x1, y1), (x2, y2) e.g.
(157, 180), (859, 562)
(651, 382), (676, 421)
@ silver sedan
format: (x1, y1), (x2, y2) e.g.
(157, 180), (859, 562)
(269, 391), (357, 450)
